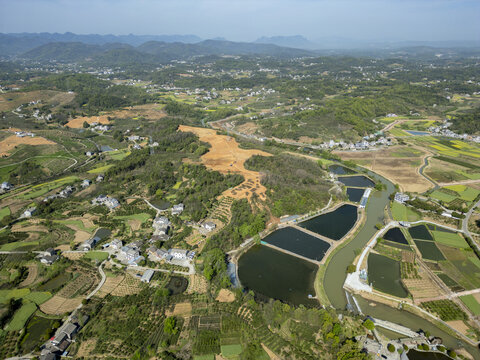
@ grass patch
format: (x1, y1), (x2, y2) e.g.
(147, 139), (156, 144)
(83, 251), (108, 261)
(414, 240), (445, 261)
(0, 241), (39, 251)
(18, 176), (78, 200)
(114, 213), (151, 223)
(0, 288), (31, 303)
(24, 292), (52, 305)
(431, 231), (469, 249)
(391, 202), (421, 222)
(109, 149), (131, 161)
(460, 295), (480, 316)
(221, 344), (242, 357)
(0, 206), (11, 221)
(87, 164), (113, 174)
(172, 181), (182, 190)
(5, 302), (37, 331)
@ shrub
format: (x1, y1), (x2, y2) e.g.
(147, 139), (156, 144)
(387, 344), (395, 353)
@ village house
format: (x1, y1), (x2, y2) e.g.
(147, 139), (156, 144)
(203, 221), (216, 232)
(96, 174), (104, 182)
(394, 193), (410, 204)
(22, 207), (36, 218)
(92, 195), (120, 209)
(81, 179), (91, 188)
(171, 203), (184, 215)
(1, 181), (13, 191)
(110, 239), (123, 250)
(169, 248), (189, 260)
(39, 248), (59, 265)
(80, 236), (100, 251)
(141, 269), (154, 283)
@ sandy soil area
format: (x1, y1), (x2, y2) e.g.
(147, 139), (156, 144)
(65, 115), (110, 128)
(215, 289), (235, 303)
(165, 302), (192, 317)
(0, 134), (56, 157)
(179, 125), (272, 201)
(334, 146), (433, 193)
(40, 296), (83, 315)
(446, 320), (470, 337)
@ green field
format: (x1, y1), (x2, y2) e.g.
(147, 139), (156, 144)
(24, 291), (52, 305)
(87, 164), (113, 174)
(460, 295), (480, 315)
(431, 231), (469, 249)
(109, 149), (131, 161)
(221, 344), (242, 357)
(114, 213), (151, 223)
(5, 302), (37, 331)
(0, 289), (52, 305)
(0, 241), (39, 251)
(193, 355), (215, 360)
(391, 202), (421, 222)
(83, 251), (109, 261)
(0, 206), (11, 221)
(18, 176), (79, 200)
(54, 219), (95, 232)
(414, 240), (445, 261)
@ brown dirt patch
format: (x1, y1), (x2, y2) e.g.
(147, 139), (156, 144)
(447, 320), (470, 337)
(19, 264), (38, 287)
(187, 274), (208, 294)
(72, 230), (91, 244)
(473, 293), (480, 304)
(65, 115), (110, 129)
(109, 274), (143, 296)
(216, 289), (235, 303)
(62, 252), (85, 260)
(334, 146), (433, 193)
(40, 296), (82, 315)
(179, 125), (272, 202)
(96, 275), (126, 298)
(11, 224), (48, 232)
(76, 338), (97, 358)
(165, 302), (192, 317)
(128, 219), (141, 231)
(0, 134), (56, 157)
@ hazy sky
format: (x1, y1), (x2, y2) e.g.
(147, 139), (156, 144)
(1, 0), (479, 42)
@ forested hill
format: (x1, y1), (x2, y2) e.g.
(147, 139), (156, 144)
(14, 39), (314, 64)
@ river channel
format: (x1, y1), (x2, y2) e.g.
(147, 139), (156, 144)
(323, 169), (480, 356)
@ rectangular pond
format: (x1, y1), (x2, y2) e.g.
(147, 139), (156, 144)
(414, 240), (445, 261)
(408, 225), (433, 240)
(346, 187), (364, 202)
(298, 204), (358, 241)
(337, 175), (375, 188)
(383, 228), (409, 245)
(262, 227), (330, 262)
(367, 253), (408, 298)
(238, 245), (318, 307)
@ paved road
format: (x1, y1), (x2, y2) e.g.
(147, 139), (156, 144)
(130, 265), (192, 276)
(86, 260), (106, 299)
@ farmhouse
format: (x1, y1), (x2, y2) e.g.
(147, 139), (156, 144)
(394, 192), (410, 204)
(39, 248), (59, 265)
(1, 181), (13, 191)
(81, 179), (91, 188)
(80, 236), (100, 251)
(171, 203), (184, 215)
(22, 207), (36, 218)
(110, 239), (123, 250)
(141, 269), (154, 283)
(169, 248), (189, 260)
(203, 221), (216, 232)
(92, 195), (120, 209)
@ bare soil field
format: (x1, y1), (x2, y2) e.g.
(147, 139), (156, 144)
(215, 289), (235, 303)
(334, 146), (433, 193)
(62, 252), (85, 260)
(65, 115), (111, 129)
(187, 274), (208, 294)
(0, 134), (56, 157)
(40, 295), (82, 315)
(179, 125), (272, 201)
(165, 302), (192, 317)
(446, 320), (470, 337)
(76, 338), (97, 358)
(0, 90), (74, 111)
(109, 274), (143, 296)
(96, 275), (126, 298)
(11, 224), (48, 233)
(19, 264), (38, 287)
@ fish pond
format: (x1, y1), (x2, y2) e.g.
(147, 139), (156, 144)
(408, 225), (433, 240)
(382, 228), (408, 245)
(413, 240), (445, 261)
(262, 227), (330, 262)
(298, 204), (358, 241)
(94, 227), (111, 239)
(337, 175), (375, 188)
(329, 164), (356, 175)
(407, 350), (451, 360)
(238, 245), (318, 306)
(367, 253), (408, 298)
(346, 187), (364, 202)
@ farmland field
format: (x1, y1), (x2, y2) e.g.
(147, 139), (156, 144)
(83, 251), (109, 261)
(431, 231), (469, 249)
(408, 225), (433, 240)
(414, 240), (445, 261)
(460, 295), (480, 316)
(5, 302), (37, 331)
(391, 202), (421, 222)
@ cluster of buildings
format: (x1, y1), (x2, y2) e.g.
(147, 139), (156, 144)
(318, 134), (393, 151)
(79, 236), (101, 251)
(38, 248), (59, 265)
(1, 181), (13, 193)
(115, 240), (145, 266)
(14, 130), (35, 137)
(394, 193), (410, 204)
(40, 314), (88, 360)
(91, 195), (120, 209)
(146, 246), (195, 264)
(428, 120), (480, 143)
(89, 123), (111, 132)
(43, 185), (75, 202)
(152, 216), (171, 242)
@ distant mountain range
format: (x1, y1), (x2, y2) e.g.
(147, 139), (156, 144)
(1, 32), (479, 64)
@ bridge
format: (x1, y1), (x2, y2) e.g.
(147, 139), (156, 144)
(372, 318), (419, 338)
(290, 225), (335, 245)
